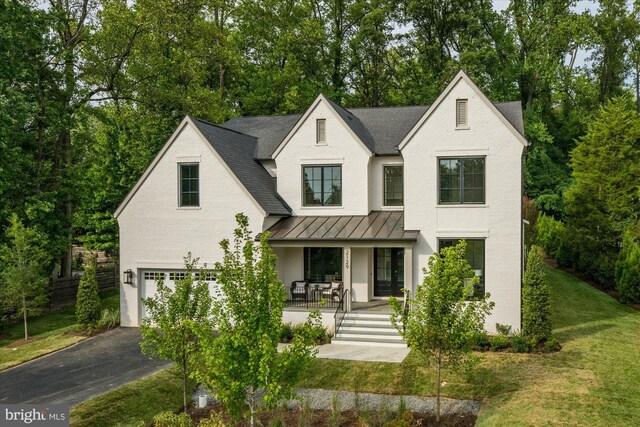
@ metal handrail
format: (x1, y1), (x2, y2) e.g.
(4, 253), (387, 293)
(333, 288), (349, 337)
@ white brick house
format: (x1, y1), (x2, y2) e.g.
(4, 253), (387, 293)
(115, 71), (527, 337)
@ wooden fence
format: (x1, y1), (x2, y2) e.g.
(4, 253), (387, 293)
(49, 264), (119, 308)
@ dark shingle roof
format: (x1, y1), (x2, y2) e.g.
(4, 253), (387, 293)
(221, 99), (524, 159)
(190, 117), (290, 216)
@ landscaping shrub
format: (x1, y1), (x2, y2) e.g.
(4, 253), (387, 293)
(511, 335), (535, 353)
(279, 312), (330, 345)
(495, 323), (512, 336)
(489, 334), (510, 351)
(555, 241), (574, 268)
(469, 332), (490, 351)
(279, 323), (295, 343)
(615, 227), (640, 304)
(542, 338), (562, 353)
(96, 307), (120, 330)
(76, 255), (101, 327)
(522, 246), (552, 341)
(197, 412), (227, 427)
(535, 214), (566, 258)
(152, 411), (191, 427)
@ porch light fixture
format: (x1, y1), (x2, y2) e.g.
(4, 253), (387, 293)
(123, 269), (133, 285)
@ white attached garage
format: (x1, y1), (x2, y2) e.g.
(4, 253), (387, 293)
(139, 270), (219, 322)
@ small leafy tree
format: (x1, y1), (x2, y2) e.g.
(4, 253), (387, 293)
(141, 253), (212, 412)
(76, 254), (101, 327)
(193, 213), (317, 426)
(0, 215), (50, 341)
(522, 246), (552, 341)
(615, 225), (640, 303)
(390, 241), (493, 422)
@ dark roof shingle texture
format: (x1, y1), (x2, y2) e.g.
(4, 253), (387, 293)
(190, 117), (290, 216)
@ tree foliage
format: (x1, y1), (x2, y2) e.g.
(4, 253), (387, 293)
(76, 254), (101, 327)
(615, 224), (640, 304)
(193, 214), (317, 426)
(522, 246), (552, 341)
(140, 253), (213, 413)
(389, 241), (493, 422)
(0, 214), (50, 340)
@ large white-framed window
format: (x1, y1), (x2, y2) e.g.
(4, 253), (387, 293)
(302, 165), (342, 206)
(179, 163), (199, 207)
(438, 157), (485, 204)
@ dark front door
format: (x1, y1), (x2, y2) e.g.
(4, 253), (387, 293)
(374, 248), (404, 297)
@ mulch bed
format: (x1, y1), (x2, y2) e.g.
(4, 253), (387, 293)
(545, 258), (640, 312)
(188, 403), (476, 426)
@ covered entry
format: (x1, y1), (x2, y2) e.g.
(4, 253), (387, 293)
(261, 211), (419, 306)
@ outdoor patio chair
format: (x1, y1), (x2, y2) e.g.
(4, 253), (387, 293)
(290, 281), (308, 301)
(321, 280), (342, 301)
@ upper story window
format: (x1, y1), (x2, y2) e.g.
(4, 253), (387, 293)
(383, 165), (403, 207)
(456, 99), (468, 128)
(303, 165), (341, 206)
(439, 238), (485, 298)
(179, 163), (199, 207)
(439, 157), (485, 204)
(316, 119), (326, 144)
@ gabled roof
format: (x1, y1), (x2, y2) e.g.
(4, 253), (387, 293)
(221, 94), (525, 159)
(398, 71), (528, 150)
(189, 118), (290, 216)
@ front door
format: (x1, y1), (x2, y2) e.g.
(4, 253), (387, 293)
(374, 248), (404, 297)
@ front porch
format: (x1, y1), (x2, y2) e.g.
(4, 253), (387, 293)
(263, 211), (418, 321)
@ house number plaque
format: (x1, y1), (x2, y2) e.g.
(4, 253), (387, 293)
(345, 249), (350, 270)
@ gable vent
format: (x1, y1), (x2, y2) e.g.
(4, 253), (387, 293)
(456, 99), (468, 128)
(316, 119), (326, 144)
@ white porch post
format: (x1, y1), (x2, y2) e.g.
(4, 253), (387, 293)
(343, 247), (352, 311)
(404, 246), (413, 296)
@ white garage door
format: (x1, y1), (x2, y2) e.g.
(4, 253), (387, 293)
(140, 270), (219, 320)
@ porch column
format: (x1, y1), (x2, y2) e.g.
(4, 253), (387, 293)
(343, 247), (352, 311)
(404, 246), (413, 296)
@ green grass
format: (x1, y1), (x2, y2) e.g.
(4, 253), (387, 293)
(297, 265), (640, 426)
(70, 368), (194, 427)
(0, 290), (119, 370)
(69, 266), (640, 426)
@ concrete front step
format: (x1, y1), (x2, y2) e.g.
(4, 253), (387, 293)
(339, 319), (393, 327)
(331, 337), (408, 348)
(339, 325), (398, 333)
(335, 331), (404, 340)
(343, 312), (393, 320)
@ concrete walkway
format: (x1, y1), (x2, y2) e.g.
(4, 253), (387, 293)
(278, 343), (410, 363)
(0, 327), (170, 406)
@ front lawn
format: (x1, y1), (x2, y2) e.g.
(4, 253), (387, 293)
(70, 266), (640, 426)
(298, 265), (640, 426)
(70, 368), (194, 427)
(0, 289), (119, 371)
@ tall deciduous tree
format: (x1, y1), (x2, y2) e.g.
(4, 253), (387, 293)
(193, 214), (317, 426)
(0, 215), (50, 341)
(141, 253), (212, 413)
(389, 241), (493, 422)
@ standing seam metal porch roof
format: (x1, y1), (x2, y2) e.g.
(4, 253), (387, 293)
(260, 211), (419, 241)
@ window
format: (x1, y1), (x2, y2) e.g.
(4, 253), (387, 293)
(456, 99), (468, 128)
(303, 165), (341, 206)
(384, 165), (403, 206)
(316, 119), (326, 144)
(304, 247), (342, 283)
(439, 239), (485, 297)
(439, 157), (485, 204)
(179, 163), (199, 207)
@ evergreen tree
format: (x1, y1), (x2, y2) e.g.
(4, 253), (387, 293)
(76, 255), (101, 327)
(522, 246), (552, 341)
(615, 225), (640, 303)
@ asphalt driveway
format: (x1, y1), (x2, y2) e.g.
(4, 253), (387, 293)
(0, 327), (171, 406)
